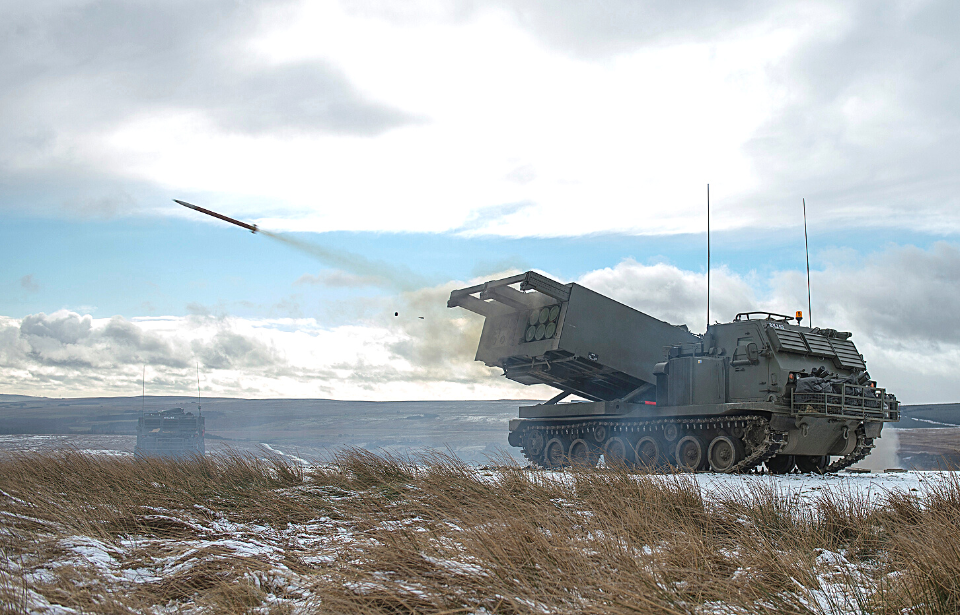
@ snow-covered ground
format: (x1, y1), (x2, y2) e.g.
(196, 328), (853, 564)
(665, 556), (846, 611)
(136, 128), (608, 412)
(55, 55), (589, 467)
(13, 471), (955, 614)
(689, 469), (937, 505)
(11, 510), (342, 613)
(525, 466), (947, 506)
(4, 448), (957, 614)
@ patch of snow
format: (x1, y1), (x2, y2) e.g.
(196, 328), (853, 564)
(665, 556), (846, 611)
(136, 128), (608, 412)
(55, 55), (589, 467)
(686, 470), (948, 507)
(0, 510), (46, 526)
(75, 449), (132, 457)
(59, 536), (125, 581)
(0, 488), (31, 506)
(16, 586), (83, 614)
(907, 417), (960, 427)
(422, 555), (487, 577)
(259, 442), (309, 465)
(816, 549), (850, 568)
(378, 517), (427, 532)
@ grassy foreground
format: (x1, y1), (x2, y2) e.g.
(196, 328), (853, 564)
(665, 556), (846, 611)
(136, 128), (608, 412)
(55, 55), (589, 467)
(0, 451), (959, 614)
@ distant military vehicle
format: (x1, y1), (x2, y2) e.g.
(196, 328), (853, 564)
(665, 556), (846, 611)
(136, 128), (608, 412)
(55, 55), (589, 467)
(134, 408), (205, 458)
(448, 271), (899, 473)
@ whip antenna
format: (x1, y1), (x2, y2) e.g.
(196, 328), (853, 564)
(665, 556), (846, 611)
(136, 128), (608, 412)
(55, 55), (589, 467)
(803, 198), (812, 328)
(141, 365), (145, 415)
(707, 184), (711, 331)
(196, 363), (202, 416)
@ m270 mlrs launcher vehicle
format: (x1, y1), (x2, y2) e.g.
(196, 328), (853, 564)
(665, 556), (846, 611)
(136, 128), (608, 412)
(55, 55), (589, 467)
(448, 271), (899, 473)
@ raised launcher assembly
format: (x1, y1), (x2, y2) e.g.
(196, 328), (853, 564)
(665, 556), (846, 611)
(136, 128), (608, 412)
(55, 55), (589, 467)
(448, 271), (900, 473)
(134, 408), (205, 458)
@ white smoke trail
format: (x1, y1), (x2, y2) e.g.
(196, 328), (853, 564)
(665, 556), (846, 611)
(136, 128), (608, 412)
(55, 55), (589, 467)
(259, 229), (426, 291)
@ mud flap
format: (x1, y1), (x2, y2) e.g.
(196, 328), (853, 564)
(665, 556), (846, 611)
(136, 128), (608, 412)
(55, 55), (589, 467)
(508, 429), (523, 447)
(864, 421), (883, 439)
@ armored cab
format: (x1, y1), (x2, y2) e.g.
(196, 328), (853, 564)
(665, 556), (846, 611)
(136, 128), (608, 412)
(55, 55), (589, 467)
(449, 272), (899, 473)
(134, 407), (205, 458)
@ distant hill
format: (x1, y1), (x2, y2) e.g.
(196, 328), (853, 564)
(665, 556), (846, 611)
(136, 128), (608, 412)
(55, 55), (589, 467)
(0, 395), (540, 462)
(3, 395), (958, 433)
(2, 395), (958, 465)
(898, 403), (960, 428)
(0, 394), (44, 403)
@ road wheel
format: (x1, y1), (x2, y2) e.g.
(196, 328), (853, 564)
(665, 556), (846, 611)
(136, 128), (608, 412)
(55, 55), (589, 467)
(634, 436), (661, 469)
(795, 455), (828, 474)
(603, 437), (631, 467)
(568, 439), (598, 468)
(766, 454), (795, 474)
(544, 438), (568, 469)
(708, 434), (744, 472)
(593, 425), (607, 443)
(523, 429), (545, 457)
(675, 435), (706, 472)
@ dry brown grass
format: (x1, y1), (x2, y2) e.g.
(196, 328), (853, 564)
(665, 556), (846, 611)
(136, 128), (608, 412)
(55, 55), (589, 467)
(1, 449), (959, 613)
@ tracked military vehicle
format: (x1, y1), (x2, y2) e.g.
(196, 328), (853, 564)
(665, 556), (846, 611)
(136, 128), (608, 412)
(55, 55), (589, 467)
(448, 271), (899, 473)
(134, 407), (205, 458)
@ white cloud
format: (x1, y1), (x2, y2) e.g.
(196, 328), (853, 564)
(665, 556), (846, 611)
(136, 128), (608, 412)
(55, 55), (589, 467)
(0, 288), (551, 400)
(115, 4), (786, 236)
(3, 243), (956, 404)
(13, 0), (957, 238)
(577, 260), (758, 330)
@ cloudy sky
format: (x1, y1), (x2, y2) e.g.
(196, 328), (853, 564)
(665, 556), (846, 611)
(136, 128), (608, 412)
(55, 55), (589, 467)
(1, 0), (958, 403)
